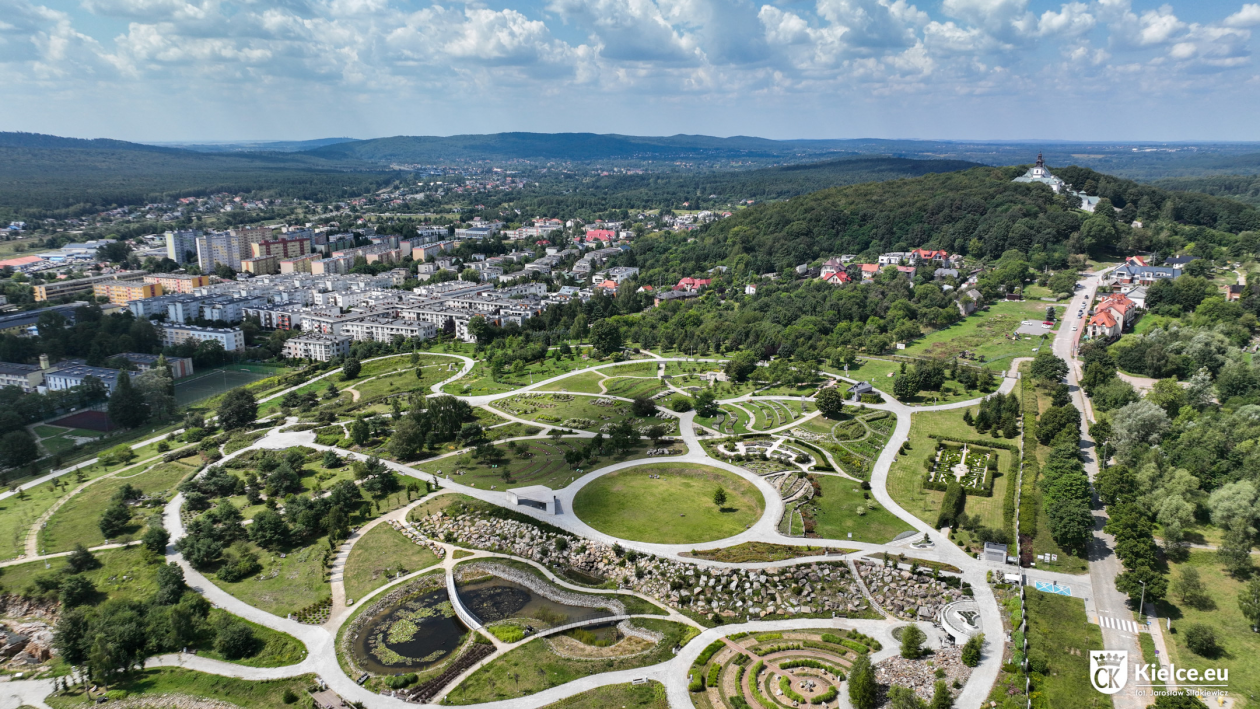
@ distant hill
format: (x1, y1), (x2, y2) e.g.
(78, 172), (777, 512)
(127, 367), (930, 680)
(304, 132), (866, 163)
(1152, 174), (1260, 206)
(0, 132), (396, 219)
(161, 138), (360, 153)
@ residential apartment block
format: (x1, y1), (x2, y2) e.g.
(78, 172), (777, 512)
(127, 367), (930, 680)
(93, 281), (163, 304)
(282, 333), (352, 361)
(160, 324), (245, 351)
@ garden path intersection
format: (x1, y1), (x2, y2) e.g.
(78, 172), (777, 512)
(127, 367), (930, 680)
(4, 346), (1058, 709)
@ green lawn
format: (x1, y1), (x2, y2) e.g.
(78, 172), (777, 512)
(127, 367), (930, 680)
(603, 377), (667, 399)
(345, 365), (448, 405)
(538, 370), (607, 393)
(46, 669), (317, 709)
(40, 461), (197, 553)
(899, 300), (1063, 364)
(199, 609), (309, 668)
(206, 540), (329, 617)
(415, 439), (651, 491)
(809, 475), (915, 543)
(442, 353), (598, 396)
(885, 409), (1015, 532)
(572, 464), (764, 544)
(1158, 551), (1260, 703)
(1025, 589), (1112, 709)
(0, 546), (159, 602)
(343, 523), (441, 603)
(494, 393), (667, 434)
(539, 681), (668, 709)
(444, 618), (698, 704)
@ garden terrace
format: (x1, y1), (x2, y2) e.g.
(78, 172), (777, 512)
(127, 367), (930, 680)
(790, 410), (895, 478)
(702, 628), (886, 709)
(886, 409), (1017, 536)
(443, 617), (695, 704)
(924, 441), (998, 495)
(441, 349), (597, 396)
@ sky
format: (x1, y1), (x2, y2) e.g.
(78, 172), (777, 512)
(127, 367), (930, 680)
(1, 0), (1259, 143)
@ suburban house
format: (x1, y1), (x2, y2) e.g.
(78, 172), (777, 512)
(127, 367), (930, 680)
(1222, 284), (1245, 302)
(1096, 293), (1138, 327)
(655, 289), (699, 306)
(820, 257), (846, 278)
(910, 248), (950, 266)
(675, 277), (711, 291)
(823, 272), (851, 285)
(744, 284), (758, 295)
(1106, 263), (1182, 287)
(878, 252), (911, 266)
(859, 264), (880, 282)
(1087, 310), (1122, 340)
(1164, 255), (1197, 268)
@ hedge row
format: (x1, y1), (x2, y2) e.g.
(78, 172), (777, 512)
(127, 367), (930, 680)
(1018, 372), (1040, 540)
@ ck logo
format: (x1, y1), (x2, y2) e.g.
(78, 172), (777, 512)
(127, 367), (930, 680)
(1090, 651), (1128, 694)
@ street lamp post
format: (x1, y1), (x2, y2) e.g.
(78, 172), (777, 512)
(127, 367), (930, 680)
(1139, 580), (1147, 623)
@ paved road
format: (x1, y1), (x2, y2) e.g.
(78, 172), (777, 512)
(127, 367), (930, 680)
(1055, 270), (1149, 709)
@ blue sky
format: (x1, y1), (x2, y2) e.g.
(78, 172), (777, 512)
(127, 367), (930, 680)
(2, 0), (1258, 142)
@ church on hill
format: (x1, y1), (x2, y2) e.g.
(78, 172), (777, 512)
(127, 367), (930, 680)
(1012, 153), (1100, 213)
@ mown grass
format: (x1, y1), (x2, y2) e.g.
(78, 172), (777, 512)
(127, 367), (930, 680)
(444, 619), (697, 704)
(343, 523), (441, 603)
(46, 669), (317, 709)
(899, 300), (1062, 365)
(206, 541), (329, 617)
(1025, 589), (1112, 709)
(810, 476), (915, 543)
(885, 408), (1013, 531)
(40, 461), (197, 553)
(539, 681), (668, 709)
(1157, 551), (1260, 703)
(572, 464), (764, 544)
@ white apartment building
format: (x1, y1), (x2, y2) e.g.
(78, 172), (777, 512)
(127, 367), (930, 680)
(282, 333), (352, 361)
(160, 324), (245, 351)
(343, 317), (437, 343)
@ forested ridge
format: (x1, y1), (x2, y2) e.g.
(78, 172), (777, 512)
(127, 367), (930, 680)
(631, 165), (1260, 277)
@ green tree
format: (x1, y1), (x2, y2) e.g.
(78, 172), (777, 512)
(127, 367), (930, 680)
(107, 370), (149, 429)
(351, 417), (370, 446)
(960, 633), (984, 667)
(218, 387), (258, 430)
(590, 319), (624, 356)
(1184, 624), (1219, 657)
(143, 523), (170, 555)
(342, 357), (362, 379)
(154, 562), (187, 606)
(693, 389), (718, 417)
(213, 617), (260, 660)
(66, 544), (100, 573)
(569, 314), (588, 342)
(900, 623), (926, 659)
(59, 574), (96, 607)
(848, 652), (877, 709)
(631, 396), (657, 417)
(1238, 577), (1260, 631)
(98, 499), (131, 539)
(714, 487), (727, 507)
(249, 509), (290, 550)
(816, 387), (845, 419)
(929, 681), (953, 709)
(0, 430), (39, 468)
(1030, 350), (1069, 383)
(1172, 567), (1206, 606)
(724, 351), (758, 382)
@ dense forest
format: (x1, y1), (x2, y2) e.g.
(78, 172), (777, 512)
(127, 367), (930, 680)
(1153, 175), (1260, 206)
(0, 133), (402, 219)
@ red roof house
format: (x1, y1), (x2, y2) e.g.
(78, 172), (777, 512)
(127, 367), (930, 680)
(675, 277), (711, 291)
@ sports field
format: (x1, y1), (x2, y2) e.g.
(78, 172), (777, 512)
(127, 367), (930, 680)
(174, 364), (284, 405)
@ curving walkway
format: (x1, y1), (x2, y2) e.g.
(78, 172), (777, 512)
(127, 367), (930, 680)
(6, 349), (1027, 709)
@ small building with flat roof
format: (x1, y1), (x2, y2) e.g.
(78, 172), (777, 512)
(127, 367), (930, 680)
(506, 486), (557, 514)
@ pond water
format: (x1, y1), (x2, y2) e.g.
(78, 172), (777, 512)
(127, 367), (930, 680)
(456, 575), (613, 627)
(352, 587), (468, 675)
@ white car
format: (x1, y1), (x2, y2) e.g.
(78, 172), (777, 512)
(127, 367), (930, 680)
(1071, 325), (1078, 331)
